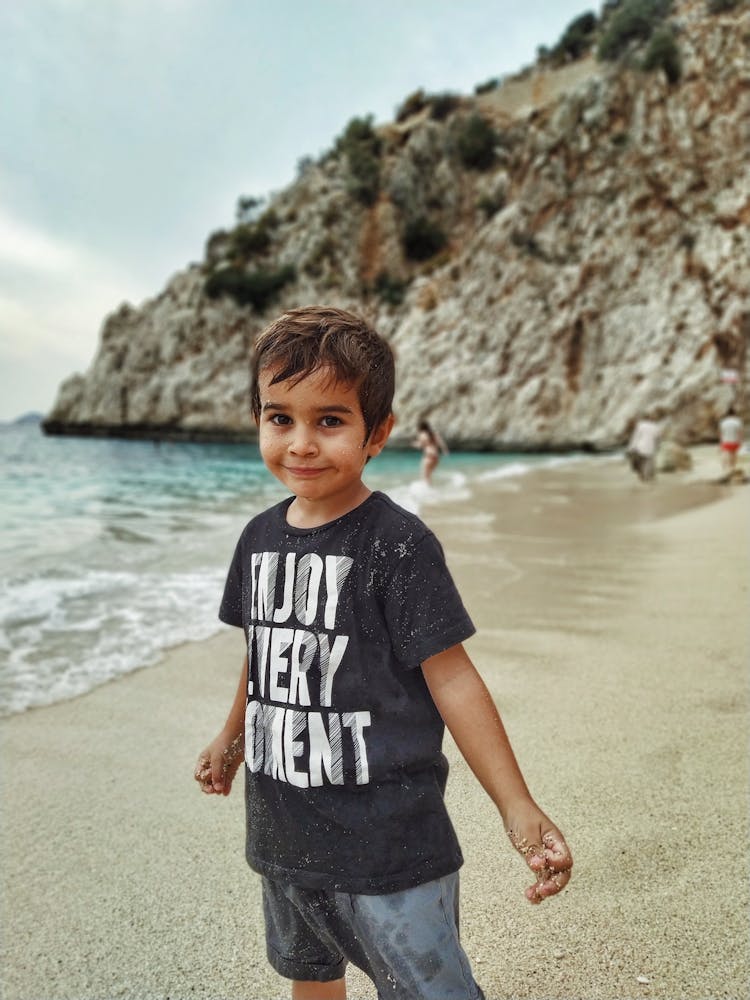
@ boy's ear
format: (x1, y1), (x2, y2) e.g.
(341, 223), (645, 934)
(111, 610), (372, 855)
(366, 413), (395, 458)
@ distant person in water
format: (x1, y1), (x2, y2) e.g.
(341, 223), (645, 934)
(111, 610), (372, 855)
(626, 412), (663, 483)
(413, 419), (448, 484)
(718, 405), (743, 477)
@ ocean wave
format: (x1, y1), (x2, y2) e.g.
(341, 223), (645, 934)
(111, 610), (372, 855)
(475, 452), (590, 482)
(476, 460), (533, 482)
(384, 470), (474, 514)
(0, 568), (227, 716)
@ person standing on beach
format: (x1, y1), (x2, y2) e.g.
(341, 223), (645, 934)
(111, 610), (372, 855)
(195, 306), (572, 1000)
(626, 412), (663, 483)
(718, 405), (743, 477)
(413, 418), (448, 484)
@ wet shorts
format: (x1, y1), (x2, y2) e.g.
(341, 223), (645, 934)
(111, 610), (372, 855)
(721, 441), (740, 452)
(262, 872), (485, 999)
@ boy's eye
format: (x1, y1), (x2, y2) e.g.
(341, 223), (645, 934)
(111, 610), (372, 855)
(321, 415), (342, 428)
(269, 413), (292, 426)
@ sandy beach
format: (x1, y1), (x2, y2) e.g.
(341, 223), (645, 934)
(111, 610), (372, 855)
(1, 448), (747, 1000)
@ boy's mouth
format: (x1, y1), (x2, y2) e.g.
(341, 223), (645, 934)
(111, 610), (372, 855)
(286, 466), (325, 477)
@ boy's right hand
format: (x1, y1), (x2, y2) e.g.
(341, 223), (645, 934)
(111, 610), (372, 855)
(506, 806), (573, 904)
(194, 733), (244, 796)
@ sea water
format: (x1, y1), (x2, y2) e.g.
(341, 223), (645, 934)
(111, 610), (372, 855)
(0, 421), (566, 717)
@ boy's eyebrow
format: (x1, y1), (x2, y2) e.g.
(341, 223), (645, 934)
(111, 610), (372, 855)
(261, 401), (356, 414)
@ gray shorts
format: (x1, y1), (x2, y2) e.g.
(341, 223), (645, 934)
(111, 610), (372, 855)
(262, 872), (485, 999)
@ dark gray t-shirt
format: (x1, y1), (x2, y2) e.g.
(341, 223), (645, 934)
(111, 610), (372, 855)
(219, 490), (475, 893)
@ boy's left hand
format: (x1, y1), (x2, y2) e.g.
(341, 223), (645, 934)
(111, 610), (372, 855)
(194, 733), (244, 796)
(507, 810), (573, 904)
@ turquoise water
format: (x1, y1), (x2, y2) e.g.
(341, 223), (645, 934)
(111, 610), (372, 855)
(0, 422), (569, 716)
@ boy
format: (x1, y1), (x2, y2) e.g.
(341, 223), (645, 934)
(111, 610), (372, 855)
(195, 306), (572, 999)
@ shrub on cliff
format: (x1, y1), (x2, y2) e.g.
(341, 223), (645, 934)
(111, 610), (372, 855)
(347, 145), (381, 205)
(707, 0), (742, 11)
(336, 116), (382, 206)
(396, 89), (427, 121)
(373, 271), (408, 305)
(474, 77), (500, 95)
(229, 221), (272, 259)
(204, 264), (295, 311)
(235, 195), (263, 224)
(428, 93), (461, 121)
(454, 114), (498, 170)
(642, 26), (682, 82)
(598, 0), (671, 60)
(477, 191), (506, 218)
(552, 11), (599, 62)
(396, 90), (460, 123)
(204, 230), (231, 266)
(402, 216), (447, 261)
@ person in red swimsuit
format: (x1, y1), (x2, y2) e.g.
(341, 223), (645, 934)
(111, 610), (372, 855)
(719, 405), (743, 476)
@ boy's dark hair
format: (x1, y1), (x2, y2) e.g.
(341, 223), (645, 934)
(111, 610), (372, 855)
(250, 306), (395, 439)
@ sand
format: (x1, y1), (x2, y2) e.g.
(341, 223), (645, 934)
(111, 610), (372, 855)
(1, 447), (748, 1000)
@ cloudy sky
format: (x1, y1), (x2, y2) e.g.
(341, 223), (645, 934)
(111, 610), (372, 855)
(0, 0), (590, 421)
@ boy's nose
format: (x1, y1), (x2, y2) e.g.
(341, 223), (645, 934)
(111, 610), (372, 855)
(288, 427), (318, 455)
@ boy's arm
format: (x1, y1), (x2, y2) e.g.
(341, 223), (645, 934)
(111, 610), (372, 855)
(194, 654), (248, 797)
(422, 643), (573, 903)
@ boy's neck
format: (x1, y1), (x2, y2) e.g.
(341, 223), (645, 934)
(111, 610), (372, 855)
(286, 482), (372, 529)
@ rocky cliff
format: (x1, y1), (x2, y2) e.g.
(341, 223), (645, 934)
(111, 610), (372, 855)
(44, 0), (750, 449)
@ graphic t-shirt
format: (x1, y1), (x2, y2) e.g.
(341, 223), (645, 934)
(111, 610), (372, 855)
(219, 490), (475, 894)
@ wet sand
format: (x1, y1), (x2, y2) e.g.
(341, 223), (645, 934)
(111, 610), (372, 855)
(1, 448), (748, 999)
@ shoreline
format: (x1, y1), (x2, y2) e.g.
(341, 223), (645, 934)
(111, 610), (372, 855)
(1, 447), (747, 999)
(0, 433), (632, 721)
(36, 414), (732, 455)
(0, 444), (660, 722)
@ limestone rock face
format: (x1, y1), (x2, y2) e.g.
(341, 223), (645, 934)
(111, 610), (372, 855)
(45, 1), (750, 449)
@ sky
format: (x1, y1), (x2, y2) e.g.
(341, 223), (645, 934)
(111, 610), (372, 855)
(0, 0), (592, 421)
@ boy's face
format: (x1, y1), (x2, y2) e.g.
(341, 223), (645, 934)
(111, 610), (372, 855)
(256, 365), (392, 515)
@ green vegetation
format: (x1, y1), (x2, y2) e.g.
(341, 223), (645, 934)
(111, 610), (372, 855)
(477, 192), (506, 219)
(454, 113), (498, 170)
(303, 236), (336, 278)
(707, 0), (742, 11)
(474, 77), (500, 95)
(598, 0), (671, 60)
(552, 11), (599, 62)
(373, 271), (408, 305)
(235, 195), (263, 224)
(204, 229), (230, 263)
(643, 26), (682, 82)
(428, 93), (461, 121)
(229, 221), (272, 259)
(204, 264), (296, 311)
(296, 155), (315, 178)
(204, 207), (280, 270)
(402, 216), (447, 261)
(396, 89), (427, 121)
(336, 116), (382, 206)
(510, 229), (545, 259)
(396, 89), (460, 122)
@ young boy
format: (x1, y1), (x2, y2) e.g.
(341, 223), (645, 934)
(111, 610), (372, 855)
(195, 306), (572, 999)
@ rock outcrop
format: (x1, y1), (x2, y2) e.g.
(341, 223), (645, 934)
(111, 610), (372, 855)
(44, 1), (750, 449)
